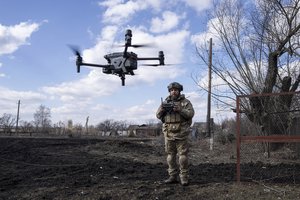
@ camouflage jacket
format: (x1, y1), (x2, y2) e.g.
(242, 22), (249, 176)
(156, 94), (194, 140)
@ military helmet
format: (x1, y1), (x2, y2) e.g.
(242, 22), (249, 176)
(167, 82), (183, 92)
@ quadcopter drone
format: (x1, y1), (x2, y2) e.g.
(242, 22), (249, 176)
(71, 29), (165, 86)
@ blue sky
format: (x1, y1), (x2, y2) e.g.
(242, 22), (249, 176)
(0, 0), (234, 125)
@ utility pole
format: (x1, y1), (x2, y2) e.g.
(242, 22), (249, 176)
(206, 38), (213, 150)
(85, 116), (89, 134)
(16, 100), (20, 134)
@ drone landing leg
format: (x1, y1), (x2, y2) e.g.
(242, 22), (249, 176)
(120, 75), (125, 86)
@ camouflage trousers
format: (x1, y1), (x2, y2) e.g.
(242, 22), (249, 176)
(165, 138), (189, 178)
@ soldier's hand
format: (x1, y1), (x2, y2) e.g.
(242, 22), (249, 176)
(173, 103), (181, 112)
(159, 106), (166, 114)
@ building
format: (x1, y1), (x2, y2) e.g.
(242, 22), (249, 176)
(127, 124), (162, 137)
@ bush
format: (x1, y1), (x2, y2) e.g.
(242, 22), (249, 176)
(215, 131), (236, 145)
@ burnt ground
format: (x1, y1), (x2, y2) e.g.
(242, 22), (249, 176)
(0, 136), (299, 200)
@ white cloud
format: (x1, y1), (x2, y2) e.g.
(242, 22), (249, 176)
(0, 86), (47, 121)
(99, 0), (123, 7)
(0, 87), (46, 103)
(121, 99), (159, 123)
(155, 30), (190, 63)
(42, 69), (121, 124)
(99, 0), (162, 24)
(150, 11), (184, 33)
(42, 69), (120, 101)
(185, 90), (235, 123)
(184, 0), (213, 13)
(83, 25), (119, 63)
(191, 17), (221, 48)
(131, 65), (184, 85)
(99, 0), (149, 24)
(185, 91), (207, 116)
(0, 21), (41, 55)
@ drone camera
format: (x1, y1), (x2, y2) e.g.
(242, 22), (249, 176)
(102, 68), (112, 74)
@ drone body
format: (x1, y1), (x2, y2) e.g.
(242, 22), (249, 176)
(72, 29), (165, 86)
(103, 52), (137, 76)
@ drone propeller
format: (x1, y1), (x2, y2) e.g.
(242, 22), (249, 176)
(141, 63), (177, 67)
(115, 43), (153, 48)
(141, 64), (162, 67)
(130, 43), (152, 48)
(68, 45), (82, 73)
(68, 45), (81, 56)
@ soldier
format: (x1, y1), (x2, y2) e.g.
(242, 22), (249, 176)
(156, 82), (195, 186)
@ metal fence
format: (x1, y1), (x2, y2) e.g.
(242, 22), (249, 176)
(236, 91), (300, 183)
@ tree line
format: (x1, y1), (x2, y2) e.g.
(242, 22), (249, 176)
(0, 104), (150, 136)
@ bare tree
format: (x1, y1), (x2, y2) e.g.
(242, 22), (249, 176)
(114, 120), (129, 131)
(195, 0), (300, 140)
(96, 119), (129, 134)
(33, 105), (52, 133)
(96, 119), (115, 132)
(19, 120), (34, 136)
(53, 121), (66, 135)
(0, 113), (16, 135)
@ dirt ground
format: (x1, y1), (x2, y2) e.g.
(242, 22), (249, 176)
(0, 136), (299, 200)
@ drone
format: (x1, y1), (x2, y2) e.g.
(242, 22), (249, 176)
(71, 29), (165, 86)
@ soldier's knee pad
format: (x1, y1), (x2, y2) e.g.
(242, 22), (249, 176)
(167, 153), (176, 163)
(179, 154), (188, 167)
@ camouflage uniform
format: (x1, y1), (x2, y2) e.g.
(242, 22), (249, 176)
(156, 83), (194, 185)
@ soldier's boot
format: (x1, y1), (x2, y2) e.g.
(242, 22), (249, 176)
(179, 153), (189, 186)
(165, 153), (177, 184)
(180, 175), (189, 186)
(164, 175), (178, 184)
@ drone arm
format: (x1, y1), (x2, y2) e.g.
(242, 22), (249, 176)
(123, 45), (129, 58)
(80, 62), (112, 68)
(75, 55), (111, 72)
(137, 57), (164, 65)
(137, 51), (165, 65)
(137, 57), (159, 61)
